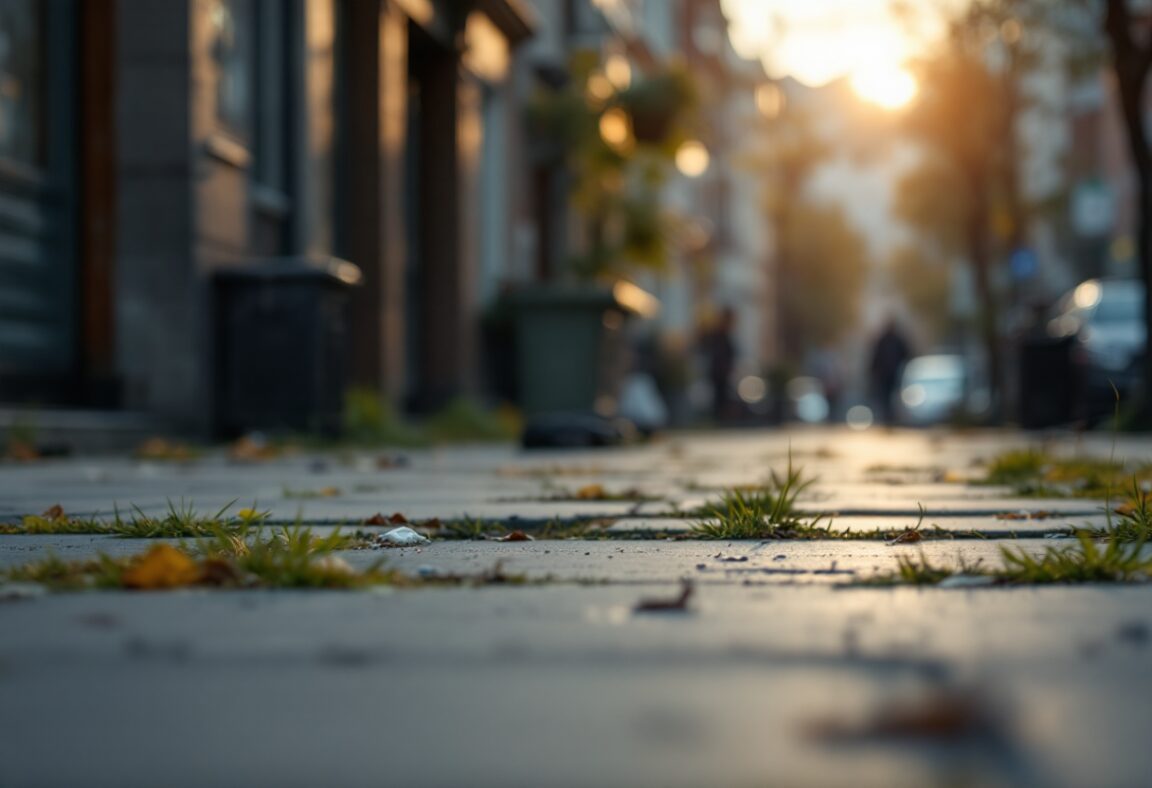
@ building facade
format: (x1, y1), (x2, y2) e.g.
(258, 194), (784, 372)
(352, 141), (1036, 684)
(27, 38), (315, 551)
(0, 0), (533, 440)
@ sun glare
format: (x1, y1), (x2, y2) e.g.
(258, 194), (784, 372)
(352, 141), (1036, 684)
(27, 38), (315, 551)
(850, 66), (918, 109)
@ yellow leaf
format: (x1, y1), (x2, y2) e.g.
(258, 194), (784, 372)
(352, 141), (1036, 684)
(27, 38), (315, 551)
(575, 484), (605, 500)
(121, 544), (201, 590)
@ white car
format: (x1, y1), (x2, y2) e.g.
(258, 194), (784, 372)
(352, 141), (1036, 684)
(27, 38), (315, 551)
(896, 354), (968, 426)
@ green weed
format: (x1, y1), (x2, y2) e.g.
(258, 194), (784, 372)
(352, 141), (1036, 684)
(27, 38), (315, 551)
(984, 449), (1048, 485)
(979, 448), (1144, 499)
(3, 524), (389, 591)
(862, 532), (1152, 587)
(691, 459), (830, 539)
(7, 500), (271, 538)
(862, 553), (983, 587)
(424, 397), (518, 443)
(999, 532), (1152, 583)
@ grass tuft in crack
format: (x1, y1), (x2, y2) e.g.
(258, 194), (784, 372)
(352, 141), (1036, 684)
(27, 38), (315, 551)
(4, 500), (271, 538)
(3, 524), (390, 591)
(1106, 479), (1152, 543)
(861, 532), (1152, 587)
(979, 448), (1139, 499)
(691, 458), (830, 539)
(999, 532), (1152, 583)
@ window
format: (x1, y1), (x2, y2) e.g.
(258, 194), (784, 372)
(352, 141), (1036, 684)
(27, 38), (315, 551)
(0, 0), (43, 165)
(211, 0), (253, 139)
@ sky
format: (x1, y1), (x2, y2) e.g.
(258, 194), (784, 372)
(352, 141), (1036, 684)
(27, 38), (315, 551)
(720, 0), (940, 87)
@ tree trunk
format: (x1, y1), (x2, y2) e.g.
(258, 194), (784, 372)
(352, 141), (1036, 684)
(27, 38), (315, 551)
(1106, 0), (1152, 421)
(967, 192), (1003, 420)
(1117, 72), (1152, 419)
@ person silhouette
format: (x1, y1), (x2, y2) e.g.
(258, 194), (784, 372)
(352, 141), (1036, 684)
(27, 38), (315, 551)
(704, 307), (737, 423)
(868, 319), (911, 425)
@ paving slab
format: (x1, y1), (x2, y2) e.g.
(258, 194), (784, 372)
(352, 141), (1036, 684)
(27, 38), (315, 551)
(0, 536), (1079, 584)
(1, 585), (1151, 787)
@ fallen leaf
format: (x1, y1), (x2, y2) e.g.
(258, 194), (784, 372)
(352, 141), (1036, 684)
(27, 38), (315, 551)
(121, 545), (201, 590)
(1029, 510), (1055, 520)
(228, 434), (278, 462)
(575, 483), (606, 500)
(810, 688), (994, 742)
(363, 513), (389, 525)
(41, 504), (65, 520)
(496, 530), (534, 542)
(887, 529), (922, 545)
(136, 437), (192, 461)
(197, 558), (243, 587)
(5, 440), (38, 462)
(389, 512), (408, 524)
(422, 518), (443, 530)
(995, 511), (1028, 521)
(634, 581), (694, 613)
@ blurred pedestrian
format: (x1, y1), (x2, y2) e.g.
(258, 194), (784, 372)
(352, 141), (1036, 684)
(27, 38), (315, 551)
(703, 307), (738, 422)
(869, 319), (911, 425)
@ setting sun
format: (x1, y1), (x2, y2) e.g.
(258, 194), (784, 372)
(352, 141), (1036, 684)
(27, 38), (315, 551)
(850, 66), (918, 109)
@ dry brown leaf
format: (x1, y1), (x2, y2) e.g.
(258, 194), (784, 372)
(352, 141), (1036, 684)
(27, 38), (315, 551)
(995, 511), (1028, 521)
(363, 513), (389, 525)
(810, 689), (992, 742)
(6, 440), (39, 462)
(575, 483), (605, 500)
(228, 435), (278, 462)
(496, 530), (534, 542)
(136, 437), (192, 461)
(121, 544), (201, 590)
(197, 558), (243, 587)
(887, 529), (923, 545)
(634, 581), (694, 613)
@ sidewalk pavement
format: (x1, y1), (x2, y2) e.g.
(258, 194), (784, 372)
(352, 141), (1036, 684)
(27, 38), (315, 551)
(2, 426), (1151, 787)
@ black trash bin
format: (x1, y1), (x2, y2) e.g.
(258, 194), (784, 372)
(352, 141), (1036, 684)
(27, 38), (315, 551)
(215, 256), (362, 437)
(1018, 335), (1076, 429)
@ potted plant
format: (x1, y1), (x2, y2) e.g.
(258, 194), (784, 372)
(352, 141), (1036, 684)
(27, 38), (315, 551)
(509, 52), (698, 425)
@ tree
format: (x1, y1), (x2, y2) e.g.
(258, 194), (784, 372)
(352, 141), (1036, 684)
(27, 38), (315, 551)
(888, 245), (954, 343)
(775, 200), (870, 358)
(757, 104), (867, 363)
(898, 0), (1041, 417)
(1103, 0), (1152, 417)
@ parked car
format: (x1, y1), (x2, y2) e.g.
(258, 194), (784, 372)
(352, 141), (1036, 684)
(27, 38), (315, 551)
(1046, 278), (1145, 419)
(893, 354), (986, 423)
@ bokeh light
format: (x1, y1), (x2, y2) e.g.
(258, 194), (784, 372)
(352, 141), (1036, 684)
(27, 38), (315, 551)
(850, 66), (917, 109)
(604, 54), (632, 90)
(846, 405), (874, 430)
(675, 140), (710, 177)
(599, 108), (633, 150)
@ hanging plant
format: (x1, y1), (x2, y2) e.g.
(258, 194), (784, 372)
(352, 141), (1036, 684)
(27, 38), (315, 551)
(615, 65), (697, 148)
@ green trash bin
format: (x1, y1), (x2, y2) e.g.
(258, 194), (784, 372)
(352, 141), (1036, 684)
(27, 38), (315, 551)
(509, 282), (659, 417)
